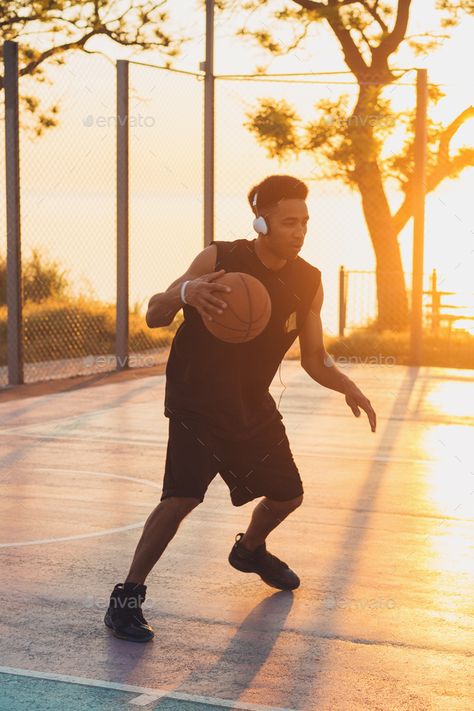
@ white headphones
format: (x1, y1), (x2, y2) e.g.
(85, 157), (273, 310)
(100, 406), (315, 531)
(252, 192), (269, 235)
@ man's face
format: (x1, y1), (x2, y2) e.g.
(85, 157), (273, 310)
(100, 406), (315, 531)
(264, 199), (309, 260)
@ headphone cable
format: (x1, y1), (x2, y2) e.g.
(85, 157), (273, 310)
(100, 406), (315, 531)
(276, 361), (286, 410)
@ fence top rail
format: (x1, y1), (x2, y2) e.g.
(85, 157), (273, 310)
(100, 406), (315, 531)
(127, 60), (203, 78)
(216, 69), (414, 77)
(215, 77), (421, 86)
(121, 61), (445, 87)
(344, 269), (414, 275)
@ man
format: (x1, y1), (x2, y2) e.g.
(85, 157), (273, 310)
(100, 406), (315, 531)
(104, 174), (376, 642)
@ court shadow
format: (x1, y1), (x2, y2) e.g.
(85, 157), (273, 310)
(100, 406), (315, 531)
(152, 591), (295, 707)
(280, 365), (422, 709)
(102, 623), (155, 674)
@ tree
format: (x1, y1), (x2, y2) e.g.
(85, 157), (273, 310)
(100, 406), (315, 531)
(0, 1), (190, 137)
(220, 0), (474, 330)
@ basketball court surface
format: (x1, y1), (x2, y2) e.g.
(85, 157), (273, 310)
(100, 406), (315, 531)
(0, 361), (473, 710)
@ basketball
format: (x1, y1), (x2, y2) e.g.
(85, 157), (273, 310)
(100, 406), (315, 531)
(203, 271), (271, 343)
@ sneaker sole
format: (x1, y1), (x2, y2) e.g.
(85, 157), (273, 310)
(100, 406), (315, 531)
(104, 612), (154, 642)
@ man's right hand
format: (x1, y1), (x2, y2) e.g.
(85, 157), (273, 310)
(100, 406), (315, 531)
(184, 269), (232, 321)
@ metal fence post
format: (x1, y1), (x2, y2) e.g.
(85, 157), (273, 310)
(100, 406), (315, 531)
(4, 40), (23, 385)
(203, 0), (215, 247)
(430, 268), (439, 334)
(116, 59), (129, 371)
(339, 265), (346, 337)
(409, 68), (428, 365)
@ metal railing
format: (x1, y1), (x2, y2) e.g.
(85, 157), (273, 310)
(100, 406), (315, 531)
(339, 266), (474, 337)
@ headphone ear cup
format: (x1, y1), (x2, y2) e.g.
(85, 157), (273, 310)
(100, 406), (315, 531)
(253, 216), (268, 235)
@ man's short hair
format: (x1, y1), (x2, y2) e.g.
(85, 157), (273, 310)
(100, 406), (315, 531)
(248, 175), (308, 216)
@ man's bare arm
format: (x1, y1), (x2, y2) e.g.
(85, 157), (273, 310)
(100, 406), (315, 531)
(299, 281), (377, 432)
(299, 282), (353, 394)
(146, 245), (230, 328)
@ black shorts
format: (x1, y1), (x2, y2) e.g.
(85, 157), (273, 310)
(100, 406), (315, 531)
(160, 415), (304, 507)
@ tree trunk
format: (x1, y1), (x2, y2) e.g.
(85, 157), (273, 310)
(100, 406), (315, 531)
(354, 161), (409, 330)
(350, 86), (410, 331)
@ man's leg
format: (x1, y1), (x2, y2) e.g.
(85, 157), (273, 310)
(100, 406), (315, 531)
(239, 494), (303, 552)
(125, 496), (201, 584)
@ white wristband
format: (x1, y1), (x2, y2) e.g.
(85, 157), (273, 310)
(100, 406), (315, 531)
(180, 280), (191, 305)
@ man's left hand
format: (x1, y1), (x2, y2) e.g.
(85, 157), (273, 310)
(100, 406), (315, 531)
(344, 383), (377, 433)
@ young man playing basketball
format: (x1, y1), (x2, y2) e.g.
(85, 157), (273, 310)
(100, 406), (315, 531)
(105, 174), (377, 642)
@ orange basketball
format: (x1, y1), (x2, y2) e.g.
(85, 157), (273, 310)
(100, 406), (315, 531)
(203, 271), (271, 343)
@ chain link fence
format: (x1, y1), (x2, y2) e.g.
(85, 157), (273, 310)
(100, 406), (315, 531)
(1, 48), (473, 387)
(1, 53), (204, 386)
(1, 51), (118, 385)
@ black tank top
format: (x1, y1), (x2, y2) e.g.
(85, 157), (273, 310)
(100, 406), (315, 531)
(164, 238), (321, 440)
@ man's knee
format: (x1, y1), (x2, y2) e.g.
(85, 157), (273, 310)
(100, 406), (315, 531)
(266, 493), (303, 512)
(161, 495), (202, 516)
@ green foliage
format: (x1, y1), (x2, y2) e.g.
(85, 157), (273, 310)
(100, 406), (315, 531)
(0, 247), (181, 368)
(0, 248), (71, 306)
(324, 328), (474, 369)
(0, 297), (181, 366)
(244, 98), (301, 161)
(23, 247), (72, 303)
(286, 324), (474, 369)
(240, 2), (473, 198)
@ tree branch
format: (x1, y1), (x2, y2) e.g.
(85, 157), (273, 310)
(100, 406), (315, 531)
(438, 104), (474, 159)
(17, 32), (97, 82)
(0, 2), (185, 93)
(0, 13), (43, 29)
(393, 104), (474, 233)
(293, 0), (369, 76)
(360, 0), (388, 33)
(289, 0), (328, 15)
(357, 24), (375, 51)
(372, 0), (411, 63)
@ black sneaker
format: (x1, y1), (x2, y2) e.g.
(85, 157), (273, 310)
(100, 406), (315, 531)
(228, 532), (300, 591)
(104, 583), (154, 642)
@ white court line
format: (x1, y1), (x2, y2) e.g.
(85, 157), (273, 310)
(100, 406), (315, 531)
(0, 427), (442, 466)
(0, 428), (161, 447)
(0, 521), (146, 548)
(129, 694), (165, 706)
(0, 468), (161, 548)
(0, 666), (299, 711)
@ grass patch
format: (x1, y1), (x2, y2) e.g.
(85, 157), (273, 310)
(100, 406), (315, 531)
(1, 301), (472, 370)
(324, 328), (474, 369)
(0, 297), (180, 366)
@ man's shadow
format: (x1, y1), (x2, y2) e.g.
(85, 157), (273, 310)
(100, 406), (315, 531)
(152, 366), (421, 708)
(153, 590), (295, 707)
